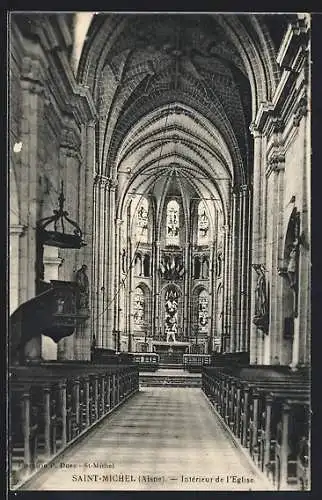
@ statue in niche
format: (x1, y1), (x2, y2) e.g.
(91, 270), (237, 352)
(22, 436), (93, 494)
(75, 264), (89, 310)
(253, 265), (269, 333)
(201, 257), (209, 279)
(286, 238), (299, 290)
(135, 254), (142, 276)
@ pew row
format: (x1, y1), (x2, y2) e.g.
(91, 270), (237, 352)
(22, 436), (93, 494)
(202, 365), (310, 491)
(9, 363), (139, 489)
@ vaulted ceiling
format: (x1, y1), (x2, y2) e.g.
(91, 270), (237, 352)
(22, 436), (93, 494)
(78, 14), (282, 222)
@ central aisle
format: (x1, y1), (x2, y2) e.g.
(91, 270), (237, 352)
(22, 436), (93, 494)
(22, 388), (273, 491)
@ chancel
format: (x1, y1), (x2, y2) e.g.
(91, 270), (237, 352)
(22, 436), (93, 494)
(9, 12), (310, 492)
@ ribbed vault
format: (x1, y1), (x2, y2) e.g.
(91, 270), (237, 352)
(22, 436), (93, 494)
(116, 102), (233, 223)
(77, 13), (280, 197)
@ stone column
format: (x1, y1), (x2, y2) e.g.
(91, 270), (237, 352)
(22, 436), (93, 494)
(76, 121), (96, 360)
(19, 57), (47, 360)
(126, 210), (133, 351)
(9, 224), (25, 314)
(296, 104), (311, 367)
(114, 218), (123, 350)
(222, 224), (231, 352)
(239, 185), (250, 352)
(268, 154), (285, 365)
(236, 189), (243, 352)
(108, 181), (117, 350)
(183, 241), (192, 338)
(249, 124), (264, 364)
(91, 174), (110, 348)
(229, 191), (238, 352)
(209, 238), (217, 351)
(154, 241), (161, 337)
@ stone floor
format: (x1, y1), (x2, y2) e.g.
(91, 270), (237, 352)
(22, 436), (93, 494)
(21, 387), (273, 491)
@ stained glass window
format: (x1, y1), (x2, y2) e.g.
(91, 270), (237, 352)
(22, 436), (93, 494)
(198, 201), (209, 244)
(198, 290), (208, 333)
(166, 200), (180, 245)
(136, 198), (148, 243)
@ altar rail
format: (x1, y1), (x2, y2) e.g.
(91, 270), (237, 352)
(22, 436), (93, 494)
(183, 354), (212, 372)
(202, 365), (310, 491)
(9, 362), (139, 489)
(131, 353), (159, 371)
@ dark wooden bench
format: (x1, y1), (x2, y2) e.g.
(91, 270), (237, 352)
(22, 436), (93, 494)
(202, 365), (310, 491)
(9, 363), (139, 488)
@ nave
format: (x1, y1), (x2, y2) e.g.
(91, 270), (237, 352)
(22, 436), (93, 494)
(19, 385), (271, 491)
(9, 12), (311, 494)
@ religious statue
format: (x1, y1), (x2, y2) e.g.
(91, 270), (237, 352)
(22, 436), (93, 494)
(75, 264), (90, 310)
(287, 239), (299, 290)
(164, 287), (179, 341)
(253, 265), (269, 333)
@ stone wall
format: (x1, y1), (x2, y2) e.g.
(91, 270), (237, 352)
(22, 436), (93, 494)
(250, 15), (310, 367)
(9, 14), (97, 361)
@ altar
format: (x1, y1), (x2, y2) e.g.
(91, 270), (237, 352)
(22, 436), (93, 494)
(150, 340), (190, 365)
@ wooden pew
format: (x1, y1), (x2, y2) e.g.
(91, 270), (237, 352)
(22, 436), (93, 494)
(202, 365), (310, 490)
(9, 363), (139, 489)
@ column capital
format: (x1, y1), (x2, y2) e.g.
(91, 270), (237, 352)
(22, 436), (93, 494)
(109, 178), (118, 190)
(249, 122), (262, 138)
(94, 174), (110, 188)
(10, 224), (25, 236)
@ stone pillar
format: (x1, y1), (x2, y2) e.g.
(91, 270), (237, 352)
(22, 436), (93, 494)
(19, 57), (47, 360)
(9, 224), (25, 314)
(229, 191), (238, 352)
(249, 124), (264, 364)
(91, 174), (110, 348)
(183, 242), (192, 338)
(239, 185), (250, 352)
(222, 224), (231, 352)
(236, 189), (244, 352)
(209, 237), (217, 351)
(77, 121), (96, 360)
(126, 209), (133, 351)
(268, 154), (285, 365)
(99, 175), (110, 347)
(108, 181), (117, 350)
(296, 106), (311, 367)
(154, 241), (161, 337)
(151, 240), (157, 338)
(114, 218), (123, 350)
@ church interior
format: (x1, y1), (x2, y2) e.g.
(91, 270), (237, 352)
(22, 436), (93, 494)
(9, 13), (311, 491)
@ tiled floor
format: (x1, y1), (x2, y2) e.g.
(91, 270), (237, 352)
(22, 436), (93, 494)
(21, 388), (273, 491)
